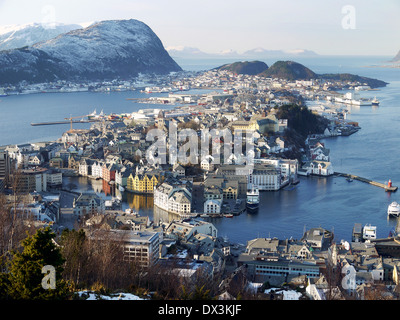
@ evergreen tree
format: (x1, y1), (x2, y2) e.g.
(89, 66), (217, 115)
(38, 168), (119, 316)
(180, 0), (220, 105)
(2, 227), (71, 299)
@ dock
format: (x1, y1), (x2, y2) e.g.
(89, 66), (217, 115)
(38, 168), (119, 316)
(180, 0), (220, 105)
(31, 120), (98, 126)
(334, 172), (398, 192)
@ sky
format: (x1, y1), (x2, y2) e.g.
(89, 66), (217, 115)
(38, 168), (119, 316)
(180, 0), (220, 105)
(0, 0), (399, 56)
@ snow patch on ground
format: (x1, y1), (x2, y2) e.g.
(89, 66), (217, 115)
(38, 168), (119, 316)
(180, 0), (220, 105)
(264, 288), (303, 300)
(77, 291), (146, 300)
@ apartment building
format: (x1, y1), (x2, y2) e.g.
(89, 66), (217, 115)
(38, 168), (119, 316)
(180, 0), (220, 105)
(73, 192), (105, 216)
(14, 167), (48, 193)
(127, 172), (160, 194)
(87, 229), (160, 268)
(217, 164), (281, 191)
(154, 181), (192, 216)
(237, 237), (322, 284)
(0, 149), (11, 187)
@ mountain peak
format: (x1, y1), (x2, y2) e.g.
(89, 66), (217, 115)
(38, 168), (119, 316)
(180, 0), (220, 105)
(215, 61), (269, 75)
(0, 22), (82, 51)
(259, 60), (316, 80)
(0, 19), (182, 85)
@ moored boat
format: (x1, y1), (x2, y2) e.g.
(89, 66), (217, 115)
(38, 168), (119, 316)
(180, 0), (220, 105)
(246, 185), (260, 212)
(388, 201), (400, 217)
(362, 224), (377, 241)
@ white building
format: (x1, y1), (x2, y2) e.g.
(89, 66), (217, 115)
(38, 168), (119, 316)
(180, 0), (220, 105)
(91, 161), (104, 179)
(204, 199), (222, 214)
(248, 165), (281, 191)
(154, 182), (192, 216)
(46, 170), (63, 187)
(217, 164), (281, 191)
(28, 155), (43, 166)
(306, 275), (344, 300)
(309, 161), (334, 176)
(201, 156), (214, 172)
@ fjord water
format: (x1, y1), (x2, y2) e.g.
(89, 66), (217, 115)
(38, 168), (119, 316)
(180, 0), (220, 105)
(1, 55), (400, 244)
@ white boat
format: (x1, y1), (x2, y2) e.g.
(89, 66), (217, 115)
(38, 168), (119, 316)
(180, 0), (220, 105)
(372, 97), (380, 106)
(335, 92), (373, 106)
(246, 186), (260, 212)
(388, 201), (400, 217)
(362, 224), (377, 242)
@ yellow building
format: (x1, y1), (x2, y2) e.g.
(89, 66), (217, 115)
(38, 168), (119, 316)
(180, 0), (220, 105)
(127, 173), (161, 194)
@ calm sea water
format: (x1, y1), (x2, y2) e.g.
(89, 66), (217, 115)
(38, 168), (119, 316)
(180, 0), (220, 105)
(2, 55), (400, 245)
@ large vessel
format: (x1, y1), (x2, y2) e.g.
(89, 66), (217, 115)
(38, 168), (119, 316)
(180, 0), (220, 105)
(335, 92), (373, 106)
(372, 97), (380, 106)
(87, 109), (105, 120)
(388, 201), (400, 217)
(246, 186), (260, 212)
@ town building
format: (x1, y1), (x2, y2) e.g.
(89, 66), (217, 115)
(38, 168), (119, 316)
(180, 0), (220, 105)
(73, 192), (105, 217)
(15, 167), (48, 193)
(0, 149), (11, 187)
(87, 229), (160, 268)
(217, 164), (281, 191)
(237, 237), (324, 285)
(309, 161), (334, 176)
(164, 219), (218, 241)
(126, 172), (160, 194)
(154, 181), (192, 216)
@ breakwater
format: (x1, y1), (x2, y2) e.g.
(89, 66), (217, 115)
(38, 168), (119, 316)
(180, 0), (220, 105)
(334, 172), (398, 192)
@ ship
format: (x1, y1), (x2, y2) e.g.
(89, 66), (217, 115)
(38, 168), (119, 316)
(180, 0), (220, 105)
(335, 92), (374, 106)
(246, 185), (260, 212)
(388, 201), (400, 217)
(87, 109), (105, 120)
(362, 224), (377, 242)
(372, 97), (380, 106)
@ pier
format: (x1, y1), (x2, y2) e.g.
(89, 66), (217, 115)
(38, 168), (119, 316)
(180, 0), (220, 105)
(31, 120), (98, 126)
(334, 172), (398, 192)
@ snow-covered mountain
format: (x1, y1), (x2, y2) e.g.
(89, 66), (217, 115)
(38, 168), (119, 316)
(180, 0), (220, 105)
(243, 47), (318, 58)
(0, 19), (182, 85)
(166, 46), (211, 58)
(0, 22), (82, 51)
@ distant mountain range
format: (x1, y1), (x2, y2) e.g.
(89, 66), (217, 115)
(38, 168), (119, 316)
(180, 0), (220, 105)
(214, 60), (388, 88)
(0, 22), (83, 51)
(0, 19), (182, 85)
(167, 46), (319, 59)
